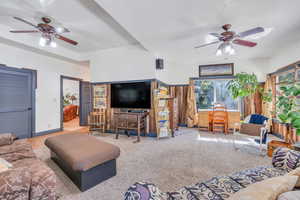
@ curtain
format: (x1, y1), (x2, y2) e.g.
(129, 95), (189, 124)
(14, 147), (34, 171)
(186, 80), (198, 127)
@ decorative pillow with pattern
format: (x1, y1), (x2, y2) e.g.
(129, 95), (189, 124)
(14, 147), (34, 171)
(272, 148), (300, 172)
(124, 182), (168, 200)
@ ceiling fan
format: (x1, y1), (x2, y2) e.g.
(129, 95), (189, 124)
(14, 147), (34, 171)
(10, 16), (78, 47)
(195, 24), (265, 56)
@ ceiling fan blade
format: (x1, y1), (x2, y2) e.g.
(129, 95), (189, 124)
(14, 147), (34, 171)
(209, 33), (222, 39)
(55, 34), (78, 45)
(13, 17), (38, 28)
(10, 30), (39, 33)
(195, 41), (220, 48)
(233, 39), (257, 47)
(62, 28), (70, 33)
(237, 27), (264, 38)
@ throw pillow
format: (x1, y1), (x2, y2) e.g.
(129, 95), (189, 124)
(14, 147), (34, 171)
(278, 191), (300, 200)
(0, 133), (16, 146)
(272, 148), (300, 171)
(227, 175), (298, 200)
(288, 167), (300, 187)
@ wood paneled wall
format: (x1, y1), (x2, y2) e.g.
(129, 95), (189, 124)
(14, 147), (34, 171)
(243, 83), (264, 118)
(169, 85), (189, 125)
(272, 120), (300, 143)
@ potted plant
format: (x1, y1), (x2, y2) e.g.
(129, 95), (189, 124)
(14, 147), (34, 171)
(227, 72), (272, 113)
(63, 95), (71, 107)
(227, 72), (259, 99)
(276, 83), (300, 142)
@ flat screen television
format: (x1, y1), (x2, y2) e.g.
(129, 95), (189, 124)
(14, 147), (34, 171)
(111, 81), (151, 109)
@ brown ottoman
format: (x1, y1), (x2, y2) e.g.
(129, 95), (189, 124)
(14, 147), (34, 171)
(45, 133), (120, 191)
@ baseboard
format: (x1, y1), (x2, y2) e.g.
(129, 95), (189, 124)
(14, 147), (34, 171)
(35, 128), (62, 137)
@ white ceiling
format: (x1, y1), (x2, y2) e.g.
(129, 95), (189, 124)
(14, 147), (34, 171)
(0, 0), (139, 61)
(1, 0), (300, 63)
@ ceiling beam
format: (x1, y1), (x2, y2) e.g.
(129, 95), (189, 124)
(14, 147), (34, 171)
(92, 0), (150, 52)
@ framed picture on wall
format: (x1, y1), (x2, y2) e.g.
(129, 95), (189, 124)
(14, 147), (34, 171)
(94, 85), (106, 98)
(199, 63), (234, 77)
(94, 97), (107, 108)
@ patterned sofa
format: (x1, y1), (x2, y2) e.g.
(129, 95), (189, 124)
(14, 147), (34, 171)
(124, 147), (300, 200)
(0, 134), (57, 200)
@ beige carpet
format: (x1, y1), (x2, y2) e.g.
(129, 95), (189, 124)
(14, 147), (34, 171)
(34, 128), (271, 200)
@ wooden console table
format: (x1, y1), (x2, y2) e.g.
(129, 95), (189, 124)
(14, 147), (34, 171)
(114, 112), (149, 143)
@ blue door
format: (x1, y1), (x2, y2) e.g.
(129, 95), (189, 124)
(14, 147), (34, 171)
(80, 81), (92, 126)
(0, 66), (34, 138)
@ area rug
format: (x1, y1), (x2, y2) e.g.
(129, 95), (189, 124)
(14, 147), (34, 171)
(34, 128), (270, 200)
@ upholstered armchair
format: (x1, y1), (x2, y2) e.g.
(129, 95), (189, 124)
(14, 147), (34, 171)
(233, 114), (269, 155)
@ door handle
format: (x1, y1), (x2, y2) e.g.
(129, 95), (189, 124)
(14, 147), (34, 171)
(27, 108), (32, 111)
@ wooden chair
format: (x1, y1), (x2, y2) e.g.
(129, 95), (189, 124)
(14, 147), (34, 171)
(88, 109), (106, 135)
(211, 104), (228, 134)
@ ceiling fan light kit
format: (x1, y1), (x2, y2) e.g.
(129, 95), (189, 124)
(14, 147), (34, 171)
(10, 16), (78, 48)
(195, 24), (265, 56)
(39, 37), (47, 47)
(215, 42), (235, 56)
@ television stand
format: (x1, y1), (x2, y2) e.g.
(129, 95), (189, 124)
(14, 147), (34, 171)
(114, 111), (149, 143)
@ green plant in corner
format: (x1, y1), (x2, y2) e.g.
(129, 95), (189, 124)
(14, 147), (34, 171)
(227, 72), (272, 104)
(276, 83), (300, 135)
(227, 72), (259, 99)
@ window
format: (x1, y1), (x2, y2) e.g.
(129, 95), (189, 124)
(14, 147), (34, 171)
(275, 66), (300, 116)
(278, 71), (295, 83)
(297, 69), (300, 80)
(195, 79), (239, 110)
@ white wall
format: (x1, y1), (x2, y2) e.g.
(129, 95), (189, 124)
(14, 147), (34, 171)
(156, 58), (269, 84)
(89, 44), (270, 85)
(0, 42), (90, 133)
(90, 45), (156, 82)
(268, 41), (300, 73)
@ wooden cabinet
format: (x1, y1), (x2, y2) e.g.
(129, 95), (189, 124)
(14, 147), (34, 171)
(169, 98), (179, 133)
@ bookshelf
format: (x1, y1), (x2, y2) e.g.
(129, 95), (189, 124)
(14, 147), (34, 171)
(154, 86), (173, 139)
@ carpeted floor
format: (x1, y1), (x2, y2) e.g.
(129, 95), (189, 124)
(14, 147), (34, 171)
(34, 128), (271, 200)
(63, 117), (82, 131)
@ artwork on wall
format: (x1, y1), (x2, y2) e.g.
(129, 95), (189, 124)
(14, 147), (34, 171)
(199, 63), (234, 77)
(94, 98), (107, 108)
(94, 85), (106, 98)
(93, 85), (107, 108)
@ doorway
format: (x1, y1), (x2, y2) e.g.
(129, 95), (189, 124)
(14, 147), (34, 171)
(0, 65), (36, 138)
(61, 76), (82, 131)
